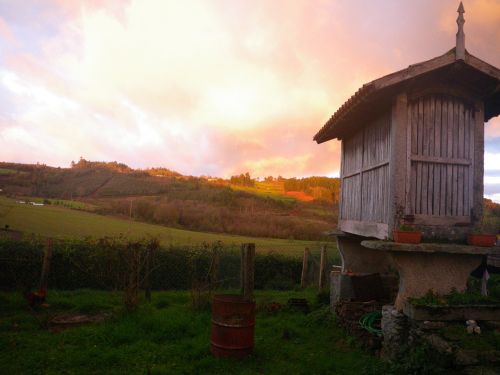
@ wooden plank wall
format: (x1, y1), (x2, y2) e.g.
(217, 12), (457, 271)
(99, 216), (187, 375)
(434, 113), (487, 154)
(340, 115), (390, 224)
(341, 132), (362, 220)
(407, 94), (474, 219)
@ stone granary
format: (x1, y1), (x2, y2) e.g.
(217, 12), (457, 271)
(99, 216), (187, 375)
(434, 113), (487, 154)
(315, 3), (500, 310)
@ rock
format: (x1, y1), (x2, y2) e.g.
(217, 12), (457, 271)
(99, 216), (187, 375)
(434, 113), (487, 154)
(456, 349), (480, 366)
(485, 321), (500, 331)
(425, 334), (453, 354)
(420, 321), (446, 331)
(462, 366), (500, 375)
(481, 351), (500, 364)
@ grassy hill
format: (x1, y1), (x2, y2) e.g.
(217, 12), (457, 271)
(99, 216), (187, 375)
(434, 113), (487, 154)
(0, 161), (339, 241)
(0, 196), (334, 258)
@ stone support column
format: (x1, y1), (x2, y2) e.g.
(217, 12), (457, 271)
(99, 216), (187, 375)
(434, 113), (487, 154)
(337, 236), (394, 274)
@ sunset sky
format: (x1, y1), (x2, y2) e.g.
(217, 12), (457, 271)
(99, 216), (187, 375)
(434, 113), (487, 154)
(0, 0), (499, 199)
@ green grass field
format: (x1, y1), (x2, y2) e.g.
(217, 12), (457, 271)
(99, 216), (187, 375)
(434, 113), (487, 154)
(0, 290), (385, 375)
(0, 197), (336, 258)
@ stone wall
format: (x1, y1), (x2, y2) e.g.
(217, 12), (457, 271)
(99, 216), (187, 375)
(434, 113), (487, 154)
(381, 304), (500, 372)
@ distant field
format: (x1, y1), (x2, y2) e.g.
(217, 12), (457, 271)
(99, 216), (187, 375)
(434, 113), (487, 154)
(20, 196), (96, 211)
(0, 196), (336, 258)
(0, 168), (17, 175)
(228, 181), (297, 204)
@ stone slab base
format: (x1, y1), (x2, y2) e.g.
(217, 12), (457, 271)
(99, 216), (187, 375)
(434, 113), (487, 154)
(391, 252), (482, 310)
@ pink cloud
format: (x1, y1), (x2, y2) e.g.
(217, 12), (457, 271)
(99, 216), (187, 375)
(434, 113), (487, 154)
(0, 0), (499, 184)
(0, 16), (16, 44)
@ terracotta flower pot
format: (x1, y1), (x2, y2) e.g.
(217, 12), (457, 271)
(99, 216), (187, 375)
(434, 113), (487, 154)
(467, 234), (497, 247)
(393, 230), (422, 244)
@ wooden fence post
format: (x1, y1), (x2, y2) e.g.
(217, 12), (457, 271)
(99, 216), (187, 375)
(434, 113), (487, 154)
(301, 248), (310, 288)
(241, 243), (255, 301)
(144, 247), (152, 303)
(39, 239), (53, 292)
(319, 245), (327, 290)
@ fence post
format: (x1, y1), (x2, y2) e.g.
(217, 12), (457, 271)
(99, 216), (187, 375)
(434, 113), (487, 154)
(144, 246), (152, 302)
(319, 245), (327, 290)
(39, 239), (53, 292)
(301, 248), (310, 288)
(241, 243), (255, 301)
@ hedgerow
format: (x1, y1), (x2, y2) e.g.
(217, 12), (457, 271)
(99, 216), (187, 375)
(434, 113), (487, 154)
(0, 238), (303, 291)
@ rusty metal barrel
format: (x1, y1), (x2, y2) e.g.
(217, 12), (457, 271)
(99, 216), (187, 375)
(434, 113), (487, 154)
(210, 294), (256, 358)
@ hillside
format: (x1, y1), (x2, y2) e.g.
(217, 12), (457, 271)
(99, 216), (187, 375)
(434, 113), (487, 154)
(0, 160), (339, 241)
(3, 159), (496, 240)
(0, 196), (332, 257)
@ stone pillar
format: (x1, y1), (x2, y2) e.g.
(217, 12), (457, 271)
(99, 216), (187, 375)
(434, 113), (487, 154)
(381, 305), (409, 361)
(330, 270), (355, 309)
(337, 236), (394, 274)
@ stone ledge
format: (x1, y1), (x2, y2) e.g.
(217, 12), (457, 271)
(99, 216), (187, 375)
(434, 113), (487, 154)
(322, 229), (349, 237)
(403, 302), (500, 321)
(361, 240), (500, 255)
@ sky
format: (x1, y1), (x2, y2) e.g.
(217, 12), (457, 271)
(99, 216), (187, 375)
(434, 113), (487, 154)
(0, 0), (499, 198)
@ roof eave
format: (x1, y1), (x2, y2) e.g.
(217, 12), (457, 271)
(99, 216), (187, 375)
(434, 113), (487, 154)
(314, 49), (500, 143)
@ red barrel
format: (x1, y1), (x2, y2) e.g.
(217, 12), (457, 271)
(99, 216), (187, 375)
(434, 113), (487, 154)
(210, 294), (256, 358)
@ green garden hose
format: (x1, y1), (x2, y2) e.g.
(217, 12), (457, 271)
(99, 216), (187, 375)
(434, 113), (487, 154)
(359, 310), (382, 334)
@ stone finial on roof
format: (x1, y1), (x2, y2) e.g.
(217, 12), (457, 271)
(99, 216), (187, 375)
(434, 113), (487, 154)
(456, 2), (465, 60)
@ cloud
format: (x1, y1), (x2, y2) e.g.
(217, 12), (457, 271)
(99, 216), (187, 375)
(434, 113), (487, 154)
(0, 16), (16, 44)
(0, 0), (499, 203)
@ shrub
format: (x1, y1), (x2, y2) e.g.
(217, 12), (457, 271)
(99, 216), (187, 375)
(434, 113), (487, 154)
(0, 238), (303, 292)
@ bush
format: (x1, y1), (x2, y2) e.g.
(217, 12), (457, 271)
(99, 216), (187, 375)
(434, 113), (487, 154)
(0, 238), (303, 291)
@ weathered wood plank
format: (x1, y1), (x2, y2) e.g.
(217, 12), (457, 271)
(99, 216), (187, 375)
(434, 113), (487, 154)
(473, 102), (484, 223)
(411, 161), (417, 215)
(339, 141), (344, 222)
(452, 99), (459, 215)
(463, 107), (470, 214)
(457, 102), (465, 216)
(458, 165), (464, 216)
(440, 97), (448, 216)
(389, 93), (408, 232)
(428, 96), (435, 214)
(412, 214), (471, 225)
(421, 97), (430, 215)
(416, 98), (424, 214)
(410, 155), (471, 166)
(433, 96), (442, 215)
(452, 163), (458, 216)
(342, 160), (389, 179)
(405, 103), (414, 214)
(339, 219), (389, 240)
(459, 101), (465, 159)
(469, 107), (475, 216)
(446, 98), (454, 216)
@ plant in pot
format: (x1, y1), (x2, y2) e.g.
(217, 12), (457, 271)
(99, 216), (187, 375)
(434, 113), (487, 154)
(393, 224), (422, 244)
(467, 223), (498, 247)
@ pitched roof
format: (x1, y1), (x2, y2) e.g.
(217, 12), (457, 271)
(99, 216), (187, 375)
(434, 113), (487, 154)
(314, 49), (500, 143)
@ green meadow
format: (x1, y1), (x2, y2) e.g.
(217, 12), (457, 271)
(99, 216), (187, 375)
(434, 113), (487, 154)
(0, 196), (335, 257)
(0, 289), (385, 375)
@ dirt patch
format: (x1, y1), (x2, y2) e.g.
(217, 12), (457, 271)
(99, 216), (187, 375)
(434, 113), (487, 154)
(50, 312), (111, 332)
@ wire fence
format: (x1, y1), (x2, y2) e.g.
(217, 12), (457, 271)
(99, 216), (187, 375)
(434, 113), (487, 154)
(0, 237), (321, 293)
